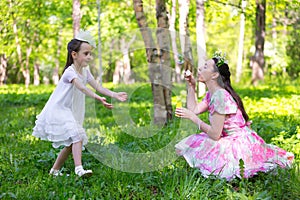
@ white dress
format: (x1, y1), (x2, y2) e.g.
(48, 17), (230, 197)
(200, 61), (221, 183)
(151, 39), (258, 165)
(33, 64), (93, 148)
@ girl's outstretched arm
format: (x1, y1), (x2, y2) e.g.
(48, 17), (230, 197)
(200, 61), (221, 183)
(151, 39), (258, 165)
(72, 78), (113, 109)
(88, 78), (127, 102)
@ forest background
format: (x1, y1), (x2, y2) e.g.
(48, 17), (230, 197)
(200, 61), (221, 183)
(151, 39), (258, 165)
(1, 0), (300, 199)
(0, 0), (299, 87)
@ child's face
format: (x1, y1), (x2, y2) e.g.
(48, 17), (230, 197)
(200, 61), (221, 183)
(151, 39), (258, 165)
(73, 42), (93, 67)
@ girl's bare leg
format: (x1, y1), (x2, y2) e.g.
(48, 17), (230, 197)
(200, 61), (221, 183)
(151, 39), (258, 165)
(72, 141), (93, 177)
(72, 141), (83, 167)
(52, 145), (72, 170)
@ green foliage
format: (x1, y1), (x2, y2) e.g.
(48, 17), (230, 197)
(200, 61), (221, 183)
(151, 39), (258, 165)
(1, 0), (299, 84)
(1, 82), (300, 199)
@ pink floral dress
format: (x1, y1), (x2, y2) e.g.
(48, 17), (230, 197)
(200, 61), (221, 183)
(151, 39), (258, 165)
(175, 89), (294, 181)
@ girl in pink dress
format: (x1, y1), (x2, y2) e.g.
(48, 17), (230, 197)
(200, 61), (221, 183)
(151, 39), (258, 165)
(175, 55), (294, 181)
(33, 30), (127, 178)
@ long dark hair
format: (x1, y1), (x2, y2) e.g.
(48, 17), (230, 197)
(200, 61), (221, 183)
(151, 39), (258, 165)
(212, 58), (249, 122)
(62, 39), (84, 74)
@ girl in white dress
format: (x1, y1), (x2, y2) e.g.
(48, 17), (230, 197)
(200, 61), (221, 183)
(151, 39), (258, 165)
(33, 30), (127, 178)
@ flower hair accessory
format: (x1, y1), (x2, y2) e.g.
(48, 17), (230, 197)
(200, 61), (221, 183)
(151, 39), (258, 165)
(75, 29), (96, 48)
(213, 50), (228, 67)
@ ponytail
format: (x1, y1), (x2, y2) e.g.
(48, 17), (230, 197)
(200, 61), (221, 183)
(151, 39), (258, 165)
(62, 39), (83, 74)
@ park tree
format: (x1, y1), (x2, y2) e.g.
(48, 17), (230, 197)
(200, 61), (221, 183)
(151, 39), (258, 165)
(0, 55), (7, 85)
(195, 0), (206, 96)
(72, 0), (81, 37)
(235, 0), (247, 83)
(266, 0), (300, 79)
(169, 0), (182, 83)
(178, 0), (194, 75)
(133, 0), (172, 125)
(251, 0), (266, 85)
(0, 0), (299, 86)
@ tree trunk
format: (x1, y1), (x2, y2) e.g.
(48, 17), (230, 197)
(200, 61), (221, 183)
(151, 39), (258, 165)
(133, 0), (171, 125)
(24, 45), (32, 87)
(13, 20), (31, 87)
(121, 35), (136, 84)
(24, 27), (36, 87)
(97, 0), (103, 84)
(113, 60), (122, 84)
(169, 0), (182, 83)
(282, 4), (288, 74)
(178, 0), (193, 73)
(12, 19), (24, 83)
(52, 29), (62, 85)
(196, 0), (206, 97)
(156, 0), (173, 121)
(0, 54), (7, 85)
(106, 39), (115, 82)
(33, 62), (40, 86)
(72, 0), (81, 37)
(251, 0), (266, 86)
(178, 0), (195, 106)
(236, 0), (246, 83)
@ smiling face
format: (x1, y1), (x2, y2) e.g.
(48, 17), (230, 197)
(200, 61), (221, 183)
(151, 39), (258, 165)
(72, 42), (93, 68)
(197, 59), (218, 83)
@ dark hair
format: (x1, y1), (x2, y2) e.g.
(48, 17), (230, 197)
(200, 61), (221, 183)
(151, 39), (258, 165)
(212, 58), (249, 122)
(62, 39), (84, 74)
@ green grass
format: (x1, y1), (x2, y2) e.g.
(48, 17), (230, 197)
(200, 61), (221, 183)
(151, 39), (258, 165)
(0, 82), (299, 199)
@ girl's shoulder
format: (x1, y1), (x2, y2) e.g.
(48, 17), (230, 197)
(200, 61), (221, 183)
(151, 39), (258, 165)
(62, 65), (78, 83)
(65, 65), (76, 73)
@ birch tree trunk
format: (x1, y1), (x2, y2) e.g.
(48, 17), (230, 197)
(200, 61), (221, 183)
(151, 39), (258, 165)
(9, 0), (23, 84)
(236, 0), (246, 83)
(169, 0), (182, 83)
(0, 54), (7, 85)
(72, 0), (81, 37)
(13, 19), (30, 86)
(33, 62), (40, 86)
(24, 45), (32, 87)
(113, 60), (122, 84)
(24, 26), (36, 87)
(251, 0), (266, 86)
(178, 0), (193, 73)
(133, 0), (172, 125)
(156, 0), (173, 121)
(121, 35), (136, 84)
(196, 0), (206, 97)
(52, 29), (62, 85)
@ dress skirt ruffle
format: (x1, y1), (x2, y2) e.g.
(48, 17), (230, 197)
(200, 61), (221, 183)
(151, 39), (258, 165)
(175, 130), (294, 181)
(33, 109), (88, 148)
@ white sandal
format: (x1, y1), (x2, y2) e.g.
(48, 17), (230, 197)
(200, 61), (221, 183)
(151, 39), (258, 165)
(76, 169), (93, 178)
(75, 166), (93, 178)
(49, 168), (63, 176)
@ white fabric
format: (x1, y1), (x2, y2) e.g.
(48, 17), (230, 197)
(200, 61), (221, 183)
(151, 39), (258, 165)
(33, 64), (94, 148)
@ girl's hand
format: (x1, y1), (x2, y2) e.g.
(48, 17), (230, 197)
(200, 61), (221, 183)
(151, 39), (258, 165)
(98, 97), (113, 109)
(114, 92), (128, 102)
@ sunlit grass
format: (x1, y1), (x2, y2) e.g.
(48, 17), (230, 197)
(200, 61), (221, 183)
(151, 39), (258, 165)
(1, 81), (300, 199)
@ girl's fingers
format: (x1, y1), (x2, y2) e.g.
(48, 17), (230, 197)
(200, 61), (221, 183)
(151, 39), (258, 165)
(117, 92), (128, 101)
(104, 102), (113, 109)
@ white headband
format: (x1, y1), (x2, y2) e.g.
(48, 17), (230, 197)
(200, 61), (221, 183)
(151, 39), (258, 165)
(75, 29), (96, 48)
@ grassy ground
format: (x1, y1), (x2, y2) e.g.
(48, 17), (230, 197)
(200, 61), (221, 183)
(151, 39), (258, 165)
(0, 81), (299, 199)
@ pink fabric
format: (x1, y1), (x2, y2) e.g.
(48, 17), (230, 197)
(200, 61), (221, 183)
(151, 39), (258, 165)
(175, 89), (294, 181)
